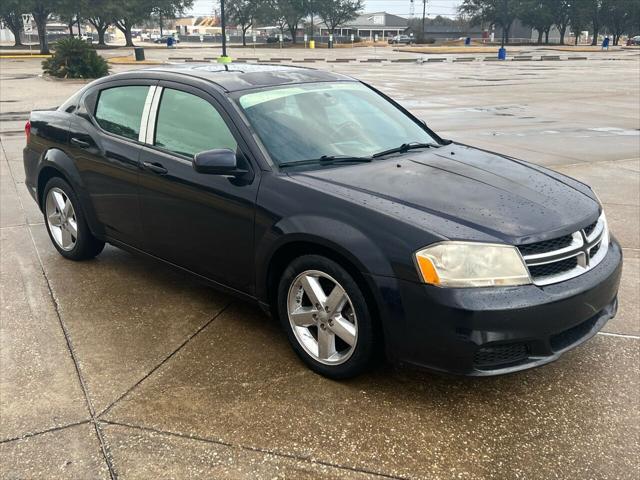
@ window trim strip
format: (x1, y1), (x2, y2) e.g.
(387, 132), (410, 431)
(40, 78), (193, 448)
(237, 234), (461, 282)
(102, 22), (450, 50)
(143, 86), (163, 145)
(138, 86), (158, 143)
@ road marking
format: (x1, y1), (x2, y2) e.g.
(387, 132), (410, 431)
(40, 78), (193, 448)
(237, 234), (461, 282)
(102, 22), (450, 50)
(598, 331), (640, 339)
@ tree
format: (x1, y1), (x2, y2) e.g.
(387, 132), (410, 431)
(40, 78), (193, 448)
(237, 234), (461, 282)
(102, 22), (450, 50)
(568, 0), (590, 44)
(459, 0), (522, 44)
(24, 0), (57, 54)
(226, 0), (257, 46)
(0, 0), (25, 47)
(585, 0), (604, 45)
(316, 0), (362, 35)
(553, 0), (572, 45)
(111, 0), (192, 47)
(57, 0), (87, 37)
(86, 0), (113, 46)
(602, 0), (639, 45)
(275, 0), (309, 43)
(519, 0), (554, 44)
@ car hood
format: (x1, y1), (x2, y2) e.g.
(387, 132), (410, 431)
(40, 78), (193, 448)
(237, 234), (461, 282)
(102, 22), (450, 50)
(292, 144), (600, 244)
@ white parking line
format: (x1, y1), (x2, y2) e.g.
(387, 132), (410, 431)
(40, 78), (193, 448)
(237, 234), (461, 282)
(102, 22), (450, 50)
(598, 331), (640, 340)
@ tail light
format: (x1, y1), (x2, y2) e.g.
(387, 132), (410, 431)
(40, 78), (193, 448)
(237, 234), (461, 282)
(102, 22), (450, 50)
(25, 120), (31, 144)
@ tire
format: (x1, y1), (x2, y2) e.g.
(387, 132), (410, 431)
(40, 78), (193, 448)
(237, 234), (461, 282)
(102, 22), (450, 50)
(43, 177), (105, 261)
(277, 254), (376, 379)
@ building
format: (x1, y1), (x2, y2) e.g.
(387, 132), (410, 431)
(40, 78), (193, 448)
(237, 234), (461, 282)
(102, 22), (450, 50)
(411, 24), (485, 41)
(318, 12), (408, 39)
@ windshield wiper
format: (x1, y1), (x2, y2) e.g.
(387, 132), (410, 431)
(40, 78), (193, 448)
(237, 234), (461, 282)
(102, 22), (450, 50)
(372, 142), (438, 158)
(279, 155), (372, 169)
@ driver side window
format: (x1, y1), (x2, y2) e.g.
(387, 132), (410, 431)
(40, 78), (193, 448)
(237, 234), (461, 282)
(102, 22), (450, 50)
(154, 89), (237, 158)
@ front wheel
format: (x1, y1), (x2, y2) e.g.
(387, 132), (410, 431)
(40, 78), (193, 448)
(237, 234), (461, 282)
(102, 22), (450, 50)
(277, 255), (376, 379)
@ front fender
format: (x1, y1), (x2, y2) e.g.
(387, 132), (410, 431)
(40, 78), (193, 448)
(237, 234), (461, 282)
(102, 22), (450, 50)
(255, 214), (395, 302)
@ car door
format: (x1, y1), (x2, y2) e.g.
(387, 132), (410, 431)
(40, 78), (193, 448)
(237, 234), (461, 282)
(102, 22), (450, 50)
(68, 80), (157, 247)
(137, 82), (260, 294)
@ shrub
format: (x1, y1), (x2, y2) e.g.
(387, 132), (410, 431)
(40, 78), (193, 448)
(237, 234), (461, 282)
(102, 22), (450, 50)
(42, 37), (109, 79)
(415, 37), (436, 45)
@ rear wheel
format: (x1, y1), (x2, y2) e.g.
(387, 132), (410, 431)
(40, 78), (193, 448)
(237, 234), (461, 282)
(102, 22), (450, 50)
(277, 255), (375, 379)
(43, 177), (105, 260)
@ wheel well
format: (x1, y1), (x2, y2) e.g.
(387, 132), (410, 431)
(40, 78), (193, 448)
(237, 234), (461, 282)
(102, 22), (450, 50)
(266, 242), (382, 341)
(37, 166), (66, 208)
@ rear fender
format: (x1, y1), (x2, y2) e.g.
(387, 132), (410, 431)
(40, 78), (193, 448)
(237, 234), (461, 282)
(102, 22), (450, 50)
(38, 148), (104, 238)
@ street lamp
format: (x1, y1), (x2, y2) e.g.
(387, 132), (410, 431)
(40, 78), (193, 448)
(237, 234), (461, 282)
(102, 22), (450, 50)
(498, 0), (507, 60)
(219, 0), (231, 63)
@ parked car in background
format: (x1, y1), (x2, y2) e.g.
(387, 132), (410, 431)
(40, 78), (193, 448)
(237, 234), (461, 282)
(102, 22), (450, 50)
(388, 35), (414, 45)
(627, 35), (640, 46)
(23, 64), (621, 379)
(154, 36), (180, 44)
(266, 35), (292, 43)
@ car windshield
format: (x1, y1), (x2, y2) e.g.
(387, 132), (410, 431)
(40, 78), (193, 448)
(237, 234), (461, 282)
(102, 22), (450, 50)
(236, 82), (438, 167)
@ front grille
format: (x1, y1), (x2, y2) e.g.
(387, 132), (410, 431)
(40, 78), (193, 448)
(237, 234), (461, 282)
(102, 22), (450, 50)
(518, 234), (574, 256)
(528, 256), (578, 278)
(474, 343), (529, 368)
(518, 214), (608, 286)
(550, 314), (599, 351)
(584, 220), (598, 237)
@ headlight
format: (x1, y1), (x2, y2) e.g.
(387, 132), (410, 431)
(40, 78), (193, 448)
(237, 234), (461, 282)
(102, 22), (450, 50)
(414, 242), (531, 287)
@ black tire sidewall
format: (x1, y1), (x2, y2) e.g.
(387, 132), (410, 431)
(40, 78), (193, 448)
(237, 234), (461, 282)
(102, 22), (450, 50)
(277, 254), (375, 379)
(43, 177), (103, 260)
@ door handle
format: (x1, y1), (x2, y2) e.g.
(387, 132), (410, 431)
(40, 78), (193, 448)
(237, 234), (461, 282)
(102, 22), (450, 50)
(142, 161), (168, 175)
(70, 137), (90, 148)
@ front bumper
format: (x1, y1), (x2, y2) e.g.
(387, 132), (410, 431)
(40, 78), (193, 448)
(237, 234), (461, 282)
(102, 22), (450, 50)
(370, 238), (623, 375)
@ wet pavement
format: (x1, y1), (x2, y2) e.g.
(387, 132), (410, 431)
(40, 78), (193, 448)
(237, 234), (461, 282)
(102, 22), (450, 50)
(1, 48), (639, 479)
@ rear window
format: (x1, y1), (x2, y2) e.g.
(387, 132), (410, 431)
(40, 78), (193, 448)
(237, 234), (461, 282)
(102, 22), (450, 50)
(95, 86), (149, 140)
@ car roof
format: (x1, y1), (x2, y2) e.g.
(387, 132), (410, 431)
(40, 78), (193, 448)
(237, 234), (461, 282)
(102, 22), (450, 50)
(120, 63), (356, 93)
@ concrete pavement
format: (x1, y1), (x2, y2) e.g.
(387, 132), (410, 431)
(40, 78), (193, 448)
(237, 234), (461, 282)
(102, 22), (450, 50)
(1, 49), (639, 479)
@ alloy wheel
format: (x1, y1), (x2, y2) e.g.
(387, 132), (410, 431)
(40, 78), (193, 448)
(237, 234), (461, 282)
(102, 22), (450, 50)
(287, 270), (358, 365)
(45, 187), (78, 251)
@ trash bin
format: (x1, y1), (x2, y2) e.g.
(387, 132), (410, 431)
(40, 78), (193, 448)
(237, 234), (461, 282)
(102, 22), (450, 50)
(498, 47), (507, 60)
(309, 40), (315, 49)
(134, 47), (145, 61)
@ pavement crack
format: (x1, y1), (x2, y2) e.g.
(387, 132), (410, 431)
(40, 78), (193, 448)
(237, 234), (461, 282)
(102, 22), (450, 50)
(97, 301), (233, 419)
(0, 420), (91, 444)
(99, 419), (411, 480)
(25, 228), (118, 480)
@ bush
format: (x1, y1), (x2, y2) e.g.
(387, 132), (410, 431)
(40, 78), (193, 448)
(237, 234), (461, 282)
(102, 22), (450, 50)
(42, 37), (109, 79)
(415, 37), (436, 45)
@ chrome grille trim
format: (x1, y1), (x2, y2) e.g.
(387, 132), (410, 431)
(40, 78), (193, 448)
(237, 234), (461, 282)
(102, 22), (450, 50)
(519, 214), (608, 286)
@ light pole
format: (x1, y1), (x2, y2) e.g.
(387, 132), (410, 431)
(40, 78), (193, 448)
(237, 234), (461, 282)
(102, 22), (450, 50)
(421, 1), (427, 42)
(219, 0), (230, 62)
(498, 0), (507, 60)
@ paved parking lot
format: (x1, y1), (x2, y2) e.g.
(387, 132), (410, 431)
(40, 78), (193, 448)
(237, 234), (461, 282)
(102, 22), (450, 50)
(1, 48), (639, 479)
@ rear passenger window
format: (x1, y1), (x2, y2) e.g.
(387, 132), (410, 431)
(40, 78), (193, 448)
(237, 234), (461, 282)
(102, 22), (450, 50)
(95, 86), (149, 140)
(154, 89), (237, 158)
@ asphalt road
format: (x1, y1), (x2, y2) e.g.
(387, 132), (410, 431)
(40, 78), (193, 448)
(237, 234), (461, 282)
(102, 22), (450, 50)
(1, 47), (639, 479)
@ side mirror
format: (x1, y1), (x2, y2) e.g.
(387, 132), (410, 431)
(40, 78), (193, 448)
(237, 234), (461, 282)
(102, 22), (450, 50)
(193, 149), (246, 176)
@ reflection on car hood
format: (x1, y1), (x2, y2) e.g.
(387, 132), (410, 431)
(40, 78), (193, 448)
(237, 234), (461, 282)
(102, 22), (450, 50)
(293, 144), (600, 243)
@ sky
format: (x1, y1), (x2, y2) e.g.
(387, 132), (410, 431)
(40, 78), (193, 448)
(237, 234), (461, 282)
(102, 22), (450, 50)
(188, 1), (464, 19)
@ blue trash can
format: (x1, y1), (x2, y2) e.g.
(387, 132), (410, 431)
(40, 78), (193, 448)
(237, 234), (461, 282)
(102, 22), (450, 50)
(498, 47), (507, 60)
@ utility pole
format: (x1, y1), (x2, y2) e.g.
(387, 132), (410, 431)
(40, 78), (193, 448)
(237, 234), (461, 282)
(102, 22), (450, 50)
(220, 0), (230, 61)
(501, 0), (507, 48)
(498, 0), (507, 59)
(421, 1), (427, 41)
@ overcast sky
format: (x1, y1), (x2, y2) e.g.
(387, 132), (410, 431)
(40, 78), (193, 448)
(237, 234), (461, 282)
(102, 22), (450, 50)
(189, 1), (463, 19)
